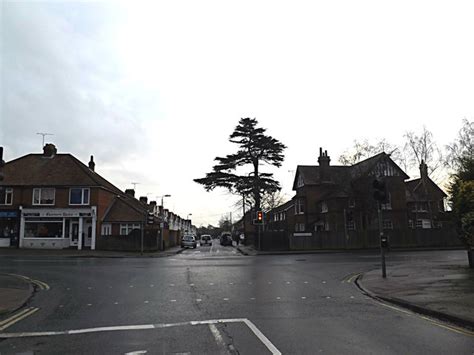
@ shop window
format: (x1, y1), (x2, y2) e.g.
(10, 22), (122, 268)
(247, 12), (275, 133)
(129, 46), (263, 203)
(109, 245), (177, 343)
(70, 188), (90, 205)
(120, 223), (141, 235)
(32, 188), (55, 205)
(0, 188), (13, 205)
(24, 219), (63, 238)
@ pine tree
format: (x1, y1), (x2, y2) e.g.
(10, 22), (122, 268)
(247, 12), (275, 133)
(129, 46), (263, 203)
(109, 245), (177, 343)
(194, 118), (286, 211)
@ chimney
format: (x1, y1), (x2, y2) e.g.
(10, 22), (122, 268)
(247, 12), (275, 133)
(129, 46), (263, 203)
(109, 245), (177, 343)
(419, 160), (428, 180)
(43, 143), (57, 158)
(125, 189), (135, 197)
(139, 196), (148, 204)
(88, 155), (95, 171)
(318, 147), (331, 167)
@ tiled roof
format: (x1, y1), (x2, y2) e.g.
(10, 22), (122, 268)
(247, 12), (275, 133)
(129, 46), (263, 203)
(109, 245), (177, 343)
(3, 153), (122, 193)
(102, 196), (146, 222)
(405, 177), (447, 199)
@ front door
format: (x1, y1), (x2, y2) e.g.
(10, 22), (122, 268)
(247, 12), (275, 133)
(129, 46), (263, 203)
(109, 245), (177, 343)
(70, 221), (79, 246)
(84, 219), (92, 247)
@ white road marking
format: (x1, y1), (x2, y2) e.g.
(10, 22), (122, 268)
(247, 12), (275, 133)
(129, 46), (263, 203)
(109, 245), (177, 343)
(304, 281), (308, 284)
(170, 284), (175, 287)
(124, 350), (147, 355)
(322, 281), (326, 284)
(0, 318), (283, 354)
(326, 296), (331, 299)
(208, 324), (227, 351)
(189, 283), (195, 286)
(114, 302), (119, 305)
(250, 298), (256, 300)
(229, 282), (234, 285)
(144, 301), (149, 304)
(196, 299), (202, 302)
(87, 304), (92, 306)
(223, 298), (229, 301)
(170, 300), (177, 302)
(301, 297), (307, 300)
(276, 297), (281, 300)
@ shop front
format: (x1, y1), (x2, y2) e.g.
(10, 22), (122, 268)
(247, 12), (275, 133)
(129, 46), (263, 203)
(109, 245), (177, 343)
(0, 210), (20, 248)
(19, 207), (97, 250)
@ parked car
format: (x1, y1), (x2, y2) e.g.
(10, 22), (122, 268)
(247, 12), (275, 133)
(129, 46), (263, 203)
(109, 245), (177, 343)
(200, 234), (212, 246)
(181, 235), (197, 248)
(220, 233), (233, 246)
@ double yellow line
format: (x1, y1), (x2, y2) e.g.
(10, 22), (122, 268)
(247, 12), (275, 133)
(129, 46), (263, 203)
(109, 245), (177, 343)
(0, 307), (39, 331)
(8, 274), (50, 290)
(342, 272), (361, 283)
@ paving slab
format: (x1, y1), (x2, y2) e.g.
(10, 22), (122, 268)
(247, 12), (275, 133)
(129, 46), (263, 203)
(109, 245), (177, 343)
(358, 260), (474, 329)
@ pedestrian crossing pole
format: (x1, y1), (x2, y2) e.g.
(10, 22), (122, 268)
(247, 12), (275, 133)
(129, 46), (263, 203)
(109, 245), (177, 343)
(377, 202), (387, 278)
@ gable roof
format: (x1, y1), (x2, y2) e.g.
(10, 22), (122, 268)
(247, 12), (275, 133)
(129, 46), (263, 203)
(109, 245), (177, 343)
(405, 177), (447, 200)
(102, 195), (147, 222)
(3, 153), (122, 193)
(293, 152), (409, 191)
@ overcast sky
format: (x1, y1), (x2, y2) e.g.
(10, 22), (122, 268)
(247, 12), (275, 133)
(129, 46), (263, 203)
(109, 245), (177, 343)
(1, 0), (473, 226)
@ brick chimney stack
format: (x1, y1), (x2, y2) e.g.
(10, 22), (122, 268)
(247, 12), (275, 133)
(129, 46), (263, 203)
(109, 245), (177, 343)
(139, 196), (148, 204)
(318, 147), (330, 167)
(419, 160), (428, 180)
(43, 144), (57, 158)
(88, 155), (95, 171)
(125, 189), (135, 197)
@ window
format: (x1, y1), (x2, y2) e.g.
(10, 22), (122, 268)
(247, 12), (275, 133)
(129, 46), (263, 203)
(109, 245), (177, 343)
(280, 212), (285, 221)
(295, 223), (305, 232)
(321, 201), (328, 213)
(415, 219), (432, 229)
(346, 220), (356, 230)
(295, 199), (305, 214)
(101, 223), (112, 236)
(297, 174), (304, 188)
(413, 202), (428, 212)
(348, 198), (355, 208)
(33, 188), (55, 205)
(381, 192), (392, 210)
(24, 219), (63, 238)
(119, 223), (141, 235)
(70, 188), (90, 205)
(408, 219), (414, 229)
(382, 220), (393, 229)
(0, 188), (13, 205)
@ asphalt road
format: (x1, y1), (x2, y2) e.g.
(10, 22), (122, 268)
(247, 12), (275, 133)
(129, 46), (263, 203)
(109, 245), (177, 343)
(0, 242), (473, 354)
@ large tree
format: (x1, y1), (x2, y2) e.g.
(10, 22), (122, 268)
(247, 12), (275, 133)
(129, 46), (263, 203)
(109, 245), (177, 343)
(404, 126), (443, 179)
(194, 118), (286, 211)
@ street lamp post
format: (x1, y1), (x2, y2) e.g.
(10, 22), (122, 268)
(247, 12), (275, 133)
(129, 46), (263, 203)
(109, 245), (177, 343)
(158, 194), (171, 250)
(186, 213), (192, 233)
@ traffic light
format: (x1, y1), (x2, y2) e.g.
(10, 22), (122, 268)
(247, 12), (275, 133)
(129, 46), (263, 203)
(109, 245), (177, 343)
(372, 179), (387, 202)
(253, 210), (264, 225)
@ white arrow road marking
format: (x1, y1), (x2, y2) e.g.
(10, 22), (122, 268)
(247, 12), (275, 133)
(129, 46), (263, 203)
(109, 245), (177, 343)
(124, 351), (147, 355)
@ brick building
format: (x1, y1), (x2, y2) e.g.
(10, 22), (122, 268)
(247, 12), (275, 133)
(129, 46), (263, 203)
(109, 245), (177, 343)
(0, 144), (187, 251)
(265, 148), (457, 249)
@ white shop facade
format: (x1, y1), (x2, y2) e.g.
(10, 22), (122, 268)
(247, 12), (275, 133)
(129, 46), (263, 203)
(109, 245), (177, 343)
(19, 207), (97, 250)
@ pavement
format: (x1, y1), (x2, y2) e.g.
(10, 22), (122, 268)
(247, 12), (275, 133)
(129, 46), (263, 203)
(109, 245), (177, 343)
(357, 256), (474, 330)
(0, 274), (34, 315)
(0, 245), (185, 258)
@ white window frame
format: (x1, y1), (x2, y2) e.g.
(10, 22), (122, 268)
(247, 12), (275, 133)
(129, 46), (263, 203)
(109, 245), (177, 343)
(0, 188), (13, 205)
(408, 219), (414, 229)
(295, 223), (305, 232)
(69, 188), (90, 205)
(346, 220), (356, 231)
(101, 223), (112, 236)
(119, 223), (141, 236)
(32, 188), (55, 206)
(321, 201), (328, 213)
(295, 199), (305, 215)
